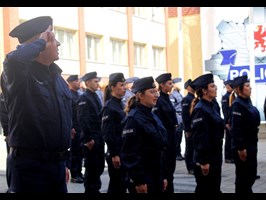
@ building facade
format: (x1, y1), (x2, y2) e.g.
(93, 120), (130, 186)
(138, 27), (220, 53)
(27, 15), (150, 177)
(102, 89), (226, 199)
(0, 7), (265, 121)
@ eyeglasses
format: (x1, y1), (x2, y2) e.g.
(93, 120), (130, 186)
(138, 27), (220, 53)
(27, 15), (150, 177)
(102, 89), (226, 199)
(148, 89), (159, 96)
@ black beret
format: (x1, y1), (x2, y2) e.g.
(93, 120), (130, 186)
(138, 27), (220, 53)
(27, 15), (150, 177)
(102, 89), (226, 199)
(125, 77), (139, 83)
(192, 73), (214, 90)
(184, 79), (192, 89)
(131, 76), (156, 94)
(172, 77), (182, 84)
(82, 71), (98, 82)
(231, 75), (249, 89)
(109, 73), (125, 85)
(66, 75), (79, 83)
(9, 16), (53, 44)
(223, 80), (233, 86)
(155, 73), (172, 84)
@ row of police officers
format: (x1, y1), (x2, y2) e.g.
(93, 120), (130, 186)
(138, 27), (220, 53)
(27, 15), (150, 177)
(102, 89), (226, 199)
(0, 15), (261, 194)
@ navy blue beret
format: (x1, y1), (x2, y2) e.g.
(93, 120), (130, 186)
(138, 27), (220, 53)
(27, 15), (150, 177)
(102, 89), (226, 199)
(231, 75), (249, 89)
(223, 79), (233, 86)
(131, 76), (156, 94)
(82, 71), (98, 82)
(66, 75), (79, 83)
(109, 73), (125, 85)
(192, 73), (214, 90)
(184, 79), (192, 89)
(172, 77), (182, 84)
(9, 16), (53, 44)
(125, 77), (139, 83)
(155, 73), (172, 84)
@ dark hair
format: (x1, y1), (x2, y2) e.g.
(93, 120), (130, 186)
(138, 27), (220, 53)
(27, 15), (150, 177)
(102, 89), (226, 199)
(103, 81), (119, 103)
(103, 85), (111, 103)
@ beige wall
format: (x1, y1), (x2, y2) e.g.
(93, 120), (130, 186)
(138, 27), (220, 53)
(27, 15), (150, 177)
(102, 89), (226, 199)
(168, 11), (203, 95)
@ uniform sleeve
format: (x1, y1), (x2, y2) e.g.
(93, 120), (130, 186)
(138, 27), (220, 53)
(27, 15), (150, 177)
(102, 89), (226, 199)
(3, 39), (46, 93)
(77, 95), (93, 142)
(221, 94), (229, 123)
(121, 117), (145, 186)
(0, 93), (8, 136)
(191, 109), (211, 164)
(101, 106), (119, 157)
(230, 103), (245, 150)
(181, 97), (191, 132)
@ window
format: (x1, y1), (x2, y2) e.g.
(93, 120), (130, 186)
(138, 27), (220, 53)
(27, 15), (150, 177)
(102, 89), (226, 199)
(152, 7), (164, 23)
(152, 46), (165, 69)
(134, 43), (146, 67)
(110, 38), (127, 65)
(86, 34), (103, 62)
(132, 7), (146, 18)
(54, 28), (76, 59)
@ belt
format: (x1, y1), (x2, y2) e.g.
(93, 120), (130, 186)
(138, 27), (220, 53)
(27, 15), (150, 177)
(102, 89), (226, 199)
(9, 147), (67, 162)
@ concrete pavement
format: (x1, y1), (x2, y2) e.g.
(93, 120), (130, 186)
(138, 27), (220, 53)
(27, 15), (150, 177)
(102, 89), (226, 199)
(1, 134), (266, 193)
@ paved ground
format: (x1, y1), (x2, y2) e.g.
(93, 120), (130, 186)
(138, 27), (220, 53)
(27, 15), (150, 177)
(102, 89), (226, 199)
(1, 134), (266, 193)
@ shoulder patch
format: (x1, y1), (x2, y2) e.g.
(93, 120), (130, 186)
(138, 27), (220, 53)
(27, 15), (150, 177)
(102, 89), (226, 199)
(232, 111), (241, 116)
(122, 128), (135, 137)
(192, 117), (203, 123)
(78, 101), (86, 106)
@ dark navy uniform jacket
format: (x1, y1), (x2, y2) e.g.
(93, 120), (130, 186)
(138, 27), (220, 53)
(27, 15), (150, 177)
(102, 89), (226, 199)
(0, 93), (8, 136)
(230, 96), (260, 151)
(181, 92), (194, 132)
(101, 95), (126, 157)
(77, 89), (103, 144)
(71, 90), (81, 133)
(153, 91), (178, 144)
(221, 91), (231, 124)
(0, 39), (72, 151)
(121, 104), (168, 187)
(191, 99), (224, 164)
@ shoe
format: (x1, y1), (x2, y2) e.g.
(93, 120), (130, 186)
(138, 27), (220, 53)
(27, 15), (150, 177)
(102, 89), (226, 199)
(187, 170), (194, 175)
(70, 176), (84, 183)
(256, 175), (260, 180)
(176, 155), (184, 161)
(225, 159), (234, 164)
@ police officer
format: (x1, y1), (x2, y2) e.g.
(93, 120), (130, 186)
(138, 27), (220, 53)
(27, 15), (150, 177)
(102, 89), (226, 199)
(190, 73), (224, 194)
(0, 92), (9, 154)
(229, 75), (260, 193)
(77, 71), (105, 193)
(170, 77), (184, 161)
(121, 76), (168, 193)
(181, 79), (195, 175)
(101, 72), (127, 193)
(122, 76), (139, 107)
(66, 75), (84, 184)
(153, 73), (178, 193)
(0, 16), (72, 193)
(221, 80), (234, 164)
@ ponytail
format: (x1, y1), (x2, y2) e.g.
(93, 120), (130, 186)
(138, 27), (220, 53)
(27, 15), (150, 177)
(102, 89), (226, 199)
(229, 90), (236, 107)
(124, 95), (138, 114)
